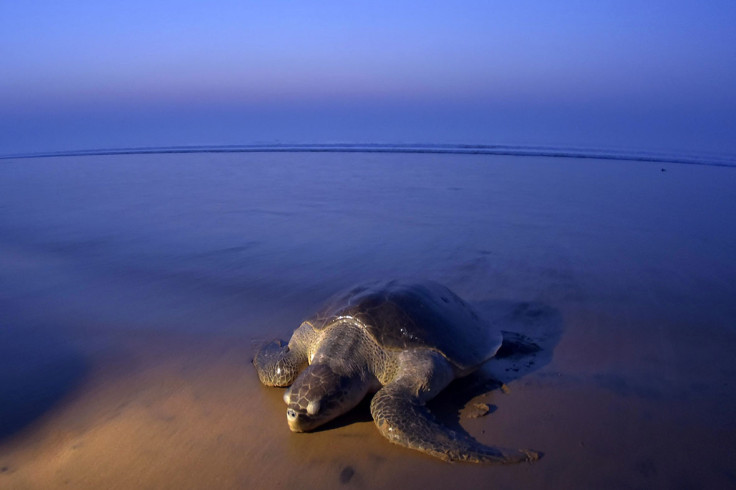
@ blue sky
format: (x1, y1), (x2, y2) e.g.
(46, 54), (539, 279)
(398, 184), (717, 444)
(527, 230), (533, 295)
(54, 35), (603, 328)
(1, 1), (735, 155)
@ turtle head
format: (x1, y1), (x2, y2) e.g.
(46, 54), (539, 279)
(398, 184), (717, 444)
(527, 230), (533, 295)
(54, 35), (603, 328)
(283, 363), (368, 432)
(253, 339), (304, 387)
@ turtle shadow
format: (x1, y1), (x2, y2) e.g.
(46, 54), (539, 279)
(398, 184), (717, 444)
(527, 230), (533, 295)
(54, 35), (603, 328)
(316, 300), (564, 435)
(429, 299), (564, 434)
(312, 396), (375, 432)
(0, 320), (88, 442)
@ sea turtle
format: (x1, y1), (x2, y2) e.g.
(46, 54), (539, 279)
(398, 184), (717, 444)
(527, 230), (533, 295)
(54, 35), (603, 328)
(253, 281), (540, 464)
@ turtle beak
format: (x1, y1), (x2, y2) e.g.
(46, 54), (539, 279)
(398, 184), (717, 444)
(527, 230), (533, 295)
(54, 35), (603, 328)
(286, 408), (304, 432)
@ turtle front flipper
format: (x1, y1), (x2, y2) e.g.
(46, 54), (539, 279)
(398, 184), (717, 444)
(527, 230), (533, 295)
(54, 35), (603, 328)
(370, 351), (540, 464)
(253, 321), (320, 386)
(253, 339), (306, 386)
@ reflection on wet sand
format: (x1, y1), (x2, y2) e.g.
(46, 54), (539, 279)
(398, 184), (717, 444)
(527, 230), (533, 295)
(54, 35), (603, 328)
(0, 322), (88, 442)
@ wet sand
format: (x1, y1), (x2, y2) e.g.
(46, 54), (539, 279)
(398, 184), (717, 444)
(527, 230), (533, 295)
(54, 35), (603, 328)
(1, 153), (735, 488)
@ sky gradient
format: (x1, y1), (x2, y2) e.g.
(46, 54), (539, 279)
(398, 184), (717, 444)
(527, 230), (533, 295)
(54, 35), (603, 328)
(2, 1), (735, 155)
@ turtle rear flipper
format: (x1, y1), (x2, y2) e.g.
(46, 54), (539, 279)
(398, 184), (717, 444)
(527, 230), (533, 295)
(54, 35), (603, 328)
(370, 351), (539, 464)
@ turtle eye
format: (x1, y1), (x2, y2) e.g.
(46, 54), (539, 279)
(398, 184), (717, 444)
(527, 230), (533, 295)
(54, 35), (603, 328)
(307, 400), (321, 415)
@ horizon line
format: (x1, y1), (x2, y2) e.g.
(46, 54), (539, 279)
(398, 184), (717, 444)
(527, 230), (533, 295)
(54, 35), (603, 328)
(1, 143), (735, 168)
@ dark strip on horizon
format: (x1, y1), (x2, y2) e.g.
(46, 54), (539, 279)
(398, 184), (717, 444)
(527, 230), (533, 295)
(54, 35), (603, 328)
(1, 144), (735, 168)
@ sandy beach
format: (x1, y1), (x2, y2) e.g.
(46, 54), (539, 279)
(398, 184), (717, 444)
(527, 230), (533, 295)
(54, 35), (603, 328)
(1, 152), (735, 489)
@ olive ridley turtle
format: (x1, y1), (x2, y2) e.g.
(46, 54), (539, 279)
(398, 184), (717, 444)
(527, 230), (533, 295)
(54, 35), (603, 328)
(253, 281), (540, 464)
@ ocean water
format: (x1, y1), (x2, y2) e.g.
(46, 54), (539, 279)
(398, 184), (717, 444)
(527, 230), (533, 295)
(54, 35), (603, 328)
(1, 151), (735, 488)
(2, 151), (734, 315)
